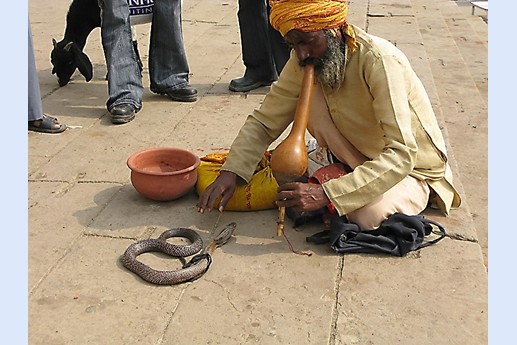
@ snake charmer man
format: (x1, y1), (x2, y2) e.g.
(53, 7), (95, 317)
(197, 0), (461, 230)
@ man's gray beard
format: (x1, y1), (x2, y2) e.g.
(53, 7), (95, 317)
(316, 31), (346, 90)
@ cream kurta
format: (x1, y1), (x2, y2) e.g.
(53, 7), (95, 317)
(222, 25), (461, 216)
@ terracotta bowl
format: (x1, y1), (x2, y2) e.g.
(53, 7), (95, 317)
(127, 147), (200, 201)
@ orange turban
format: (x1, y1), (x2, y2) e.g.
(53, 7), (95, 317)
(269, 0), (357, 52)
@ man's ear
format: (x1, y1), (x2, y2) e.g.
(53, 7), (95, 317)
(70, 44), (93, 82)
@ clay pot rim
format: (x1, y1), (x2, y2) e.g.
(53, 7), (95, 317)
(127, 147), (200, 176)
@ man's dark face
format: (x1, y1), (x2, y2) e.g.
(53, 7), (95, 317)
(285, 29), (347, 90)
(285, 30), (328, 68)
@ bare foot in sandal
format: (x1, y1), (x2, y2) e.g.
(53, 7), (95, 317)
(28, 114), (67, 134)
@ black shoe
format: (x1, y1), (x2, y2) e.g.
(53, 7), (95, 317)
(110, 104), (136, 124)
(229, 76), (274, 92)
(155, 85), (198, 102)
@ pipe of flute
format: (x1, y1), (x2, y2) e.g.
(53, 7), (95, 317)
(276, 206), (286, 236)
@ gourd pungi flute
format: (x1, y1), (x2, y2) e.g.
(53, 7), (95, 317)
(270, 64), (315, 236)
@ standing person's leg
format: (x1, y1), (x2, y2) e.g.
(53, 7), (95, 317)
(230, 0), (278, 92)
(149, 0), (197, 102)
(98, 0), (143, 123)
(28, 24), (43, 123)
(28, 22), (66, 133)
(266, 1), (290, 76)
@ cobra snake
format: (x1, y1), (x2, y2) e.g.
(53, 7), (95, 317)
(121, 223), (236, 285)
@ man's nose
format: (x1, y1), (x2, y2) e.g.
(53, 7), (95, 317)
(295, 47), (310, 62)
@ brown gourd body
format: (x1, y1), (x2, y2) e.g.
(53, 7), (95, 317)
(270, 65), (315, 185)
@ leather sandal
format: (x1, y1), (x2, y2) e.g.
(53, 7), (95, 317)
(28, 114), (66, 134)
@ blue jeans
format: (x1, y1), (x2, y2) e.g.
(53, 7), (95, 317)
(28, 22), (43, 122)
(98, 0), (191, 111)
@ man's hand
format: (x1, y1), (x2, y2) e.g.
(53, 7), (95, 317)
(275, 182), (330, 212)
(196, 170), (237, 213)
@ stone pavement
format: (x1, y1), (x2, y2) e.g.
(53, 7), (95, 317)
(28, 0), (488, 344)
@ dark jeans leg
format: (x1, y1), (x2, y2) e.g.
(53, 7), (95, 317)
(237, 0), (277, 81)
(266, 2), (290, 76)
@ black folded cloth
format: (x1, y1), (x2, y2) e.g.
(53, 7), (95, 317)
(306, 213), (446, 257)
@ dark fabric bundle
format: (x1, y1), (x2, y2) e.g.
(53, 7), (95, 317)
(306, 213), (446, 256)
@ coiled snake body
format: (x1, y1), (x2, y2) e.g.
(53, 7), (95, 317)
(121, 224), (236, 285)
